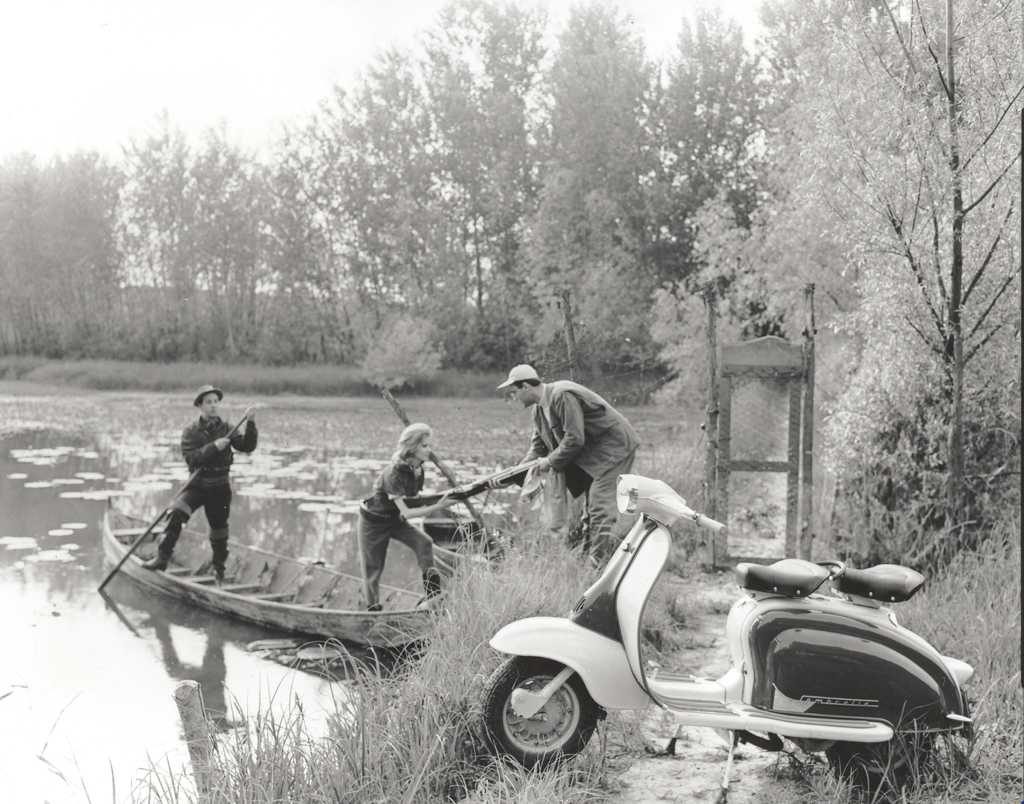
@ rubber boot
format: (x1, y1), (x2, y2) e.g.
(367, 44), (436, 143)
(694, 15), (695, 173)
(210, 527), (229, 584)
(141, 552), (170, 571)
(142, 511), (187, 571)
(422, 568), (442, 599)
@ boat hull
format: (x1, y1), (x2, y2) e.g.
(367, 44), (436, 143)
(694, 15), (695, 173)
(101, 509), (471, 647)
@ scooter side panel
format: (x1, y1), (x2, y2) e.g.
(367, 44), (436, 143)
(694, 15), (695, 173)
(616, 526), (671, 695)
(490, 616), (651, 710)
(746, 605), (967, 730)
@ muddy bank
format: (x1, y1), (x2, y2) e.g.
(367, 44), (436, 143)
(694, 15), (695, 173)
(605, 570), (808, 804)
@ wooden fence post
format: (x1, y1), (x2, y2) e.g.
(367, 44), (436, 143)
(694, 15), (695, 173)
(702, 288), (720, 568)
(800, 284), (816, 559)
(173, 680), (214, 798)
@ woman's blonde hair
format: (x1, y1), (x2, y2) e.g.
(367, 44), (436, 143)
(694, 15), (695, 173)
(393, 422), (432, 462)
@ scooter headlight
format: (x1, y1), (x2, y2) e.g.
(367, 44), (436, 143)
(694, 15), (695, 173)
(616, 478), (639, 514)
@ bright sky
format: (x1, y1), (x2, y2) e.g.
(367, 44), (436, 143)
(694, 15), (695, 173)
(0, 0), (764, 161)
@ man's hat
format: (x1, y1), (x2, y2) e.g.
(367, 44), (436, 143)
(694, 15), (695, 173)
(193, 384), (224, 407)
(497, 364), (540, 390)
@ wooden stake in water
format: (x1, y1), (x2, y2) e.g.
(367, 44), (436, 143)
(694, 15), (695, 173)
(173, 680), (213, 797)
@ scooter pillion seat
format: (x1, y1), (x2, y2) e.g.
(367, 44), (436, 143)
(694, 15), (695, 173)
(734, 559), (831, 597)
(833, 564), (924, 603)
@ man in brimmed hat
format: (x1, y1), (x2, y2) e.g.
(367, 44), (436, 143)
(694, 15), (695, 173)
(499, 364), (638, 561)
(142, 385), (258, 580)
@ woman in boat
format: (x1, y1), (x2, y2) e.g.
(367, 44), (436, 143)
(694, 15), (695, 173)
(358, 422), (456, 611)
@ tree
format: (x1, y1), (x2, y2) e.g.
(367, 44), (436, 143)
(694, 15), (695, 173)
(421, 0), (547, 367)
(714, 0), (1022, 558)
(525, 1), (660, 376)
(652, 4), (766, 285)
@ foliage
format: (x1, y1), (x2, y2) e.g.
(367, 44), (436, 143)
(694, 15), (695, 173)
(361, 314), (444, 391)
(652, 0), (1021, 556)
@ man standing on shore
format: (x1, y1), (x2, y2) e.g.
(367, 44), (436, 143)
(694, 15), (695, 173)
(142, 384), (258, 581)
(500, 364), (638, 561)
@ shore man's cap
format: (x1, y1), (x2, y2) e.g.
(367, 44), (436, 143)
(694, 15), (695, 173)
(193, 385), (224, 407)
(497, 364), (540, 390)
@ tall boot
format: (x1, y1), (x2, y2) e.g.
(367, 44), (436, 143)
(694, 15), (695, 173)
(142, 510), (188, 571)
(422, 567), (442, 599)
(209, 527), (229, 583)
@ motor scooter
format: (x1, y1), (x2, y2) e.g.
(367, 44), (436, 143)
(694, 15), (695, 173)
(481, 474), (974, 794)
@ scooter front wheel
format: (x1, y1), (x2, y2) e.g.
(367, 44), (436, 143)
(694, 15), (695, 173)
(482, 656), (602, 769)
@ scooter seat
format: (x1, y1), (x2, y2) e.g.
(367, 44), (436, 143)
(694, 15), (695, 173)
(833, 564), (924, 603)
(734, 559), (831, 597)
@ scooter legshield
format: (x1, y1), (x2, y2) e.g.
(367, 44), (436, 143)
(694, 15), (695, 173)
(489, 616), (650, 710)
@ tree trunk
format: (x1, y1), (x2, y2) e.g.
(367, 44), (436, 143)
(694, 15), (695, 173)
(945, 0), (965, 534)
(559, 289), (579, 381)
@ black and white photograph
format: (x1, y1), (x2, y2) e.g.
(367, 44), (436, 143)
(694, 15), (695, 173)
(0, 0), (1020, 801)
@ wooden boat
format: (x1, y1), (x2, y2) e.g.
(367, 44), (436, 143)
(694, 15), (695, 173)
(101, 508), (475, 647)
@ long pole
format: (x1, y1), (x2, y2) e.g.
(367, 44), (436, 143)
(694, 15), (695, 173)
(97, 414), (249, 592)
(379, 388), (488, 530)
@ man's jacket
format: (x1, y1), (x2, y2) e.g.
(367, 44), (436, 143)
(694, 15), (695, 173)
(524, 380), (638, 495)
(181, 416), (258, 487)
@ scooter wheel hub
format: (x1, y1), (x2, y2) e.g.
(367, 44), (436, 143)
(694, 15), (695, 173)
(503, 677), (581, 752)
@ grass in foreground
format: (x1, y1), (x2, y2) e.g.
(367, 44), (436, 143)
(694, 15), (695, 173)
(136, 509), (1021, 803)
(139, 532), (610, 803)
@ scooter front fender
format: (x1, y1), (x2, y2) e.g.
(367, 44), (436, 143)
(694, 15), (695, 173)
(490, 616), (650, 710)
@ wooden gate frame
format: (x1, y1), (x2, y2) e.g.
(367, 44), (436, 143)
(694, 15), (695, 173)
(709, 335), (811, 567)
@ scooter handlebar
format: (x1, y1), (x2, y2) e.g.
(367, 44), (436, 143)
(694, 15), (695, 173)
(670, 499), (726, 532)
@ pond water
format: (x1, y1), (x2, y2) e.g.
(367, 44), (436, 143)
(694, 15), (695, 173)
(0, 394), (541, 803)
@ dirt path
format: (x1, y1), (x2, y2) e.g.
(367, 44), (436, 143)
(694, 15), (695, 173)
(604, 570), (808, 804)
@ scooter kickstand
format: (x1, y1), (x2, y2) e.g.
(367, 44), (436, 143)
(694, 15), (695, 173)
(714, 730), (737, 804)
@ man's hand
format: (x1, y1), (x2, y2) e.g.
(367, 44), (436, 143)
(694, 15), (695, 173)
(214, 437), (231, 451)
(536, 457), (552, 473)
(242, 405), (256, 423)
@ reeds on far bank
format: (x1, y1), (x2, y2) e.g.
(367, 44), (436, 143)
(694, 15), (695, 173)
(0, 356), (503, 399)
(141, 532), (609, 803)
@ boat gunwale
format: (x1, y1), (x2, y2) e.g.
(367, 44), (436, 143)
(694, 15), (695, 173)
(102, 510), (440, 617)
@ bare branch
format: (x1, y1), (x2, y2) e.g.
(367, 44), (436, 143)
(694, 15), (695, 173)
(963, 202), (1015, 305)
(967, 266), (1020, 341)
(882, 0), (922, 77)
(886, 203), (947, 339)
(963, 152), (1021, 216)
(915, 1), (951, 101)
(930, 209), (949, 308)
(965, 322), (1006, 365)
(961, 82), (1024, 171)
(906, 315), (946, 357)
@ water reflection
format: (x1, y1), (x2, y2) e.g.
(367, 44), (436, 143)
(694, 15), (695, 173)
(2, 418), (530, 799)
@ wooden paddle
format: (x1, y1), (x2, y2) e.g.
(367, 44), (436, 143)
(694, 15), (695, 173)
(97, 413), (251, 592)
(379, 387), (489, 531)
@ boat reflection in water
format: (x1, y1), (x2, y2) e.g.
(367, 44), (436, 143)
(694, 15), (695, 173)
(98, 574), (362, 736)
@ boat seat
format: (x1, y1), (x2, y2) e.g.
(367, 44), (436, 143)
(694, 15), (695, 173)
(735, 559), (831, 597)
(251, 591), (293, 602)
(833, 564), (924, 603)
(165, 567), (192, 576)
(188, 577), (264, 593)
